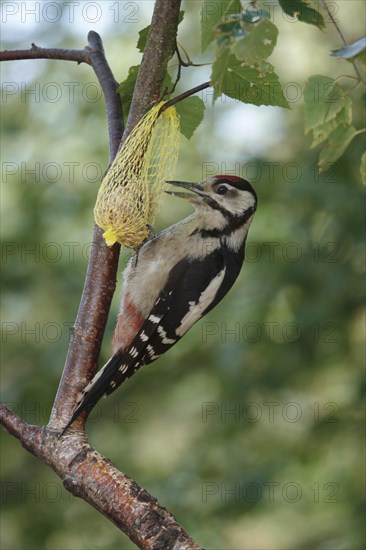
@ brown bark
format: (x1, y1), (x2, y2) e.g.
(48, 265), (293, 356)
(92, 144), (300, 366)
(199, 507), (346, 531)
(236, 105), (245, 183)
(0, 2), (203, 547)
(0, 405), (201, 549)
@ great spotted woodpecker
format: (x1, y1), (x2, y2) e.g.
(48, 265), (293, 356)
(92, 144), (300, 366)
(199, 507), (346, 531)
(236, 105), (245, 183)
(61, 175), (257, 434)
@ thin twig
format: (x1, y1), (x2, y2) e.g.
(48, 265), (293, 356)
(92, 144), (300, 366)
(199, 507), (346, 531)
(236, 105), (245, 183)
(176, 42), (192, 66)
(169, 44), (212, 96)
(320, 0), (363, 83)
(160, 81), (212, 112)
(170, 45), (183, 95)
(0, 43), (90, 64)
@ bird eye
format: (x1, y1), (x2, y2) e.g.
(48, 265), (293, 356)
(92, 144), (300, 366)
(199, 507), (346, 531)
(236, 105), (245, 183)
(216, 185), (228, 195)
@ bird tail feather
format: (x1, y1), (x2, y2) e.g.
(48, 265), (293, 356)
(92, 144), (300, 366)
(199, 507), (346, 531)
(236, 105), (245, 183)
(60, 295), (169, 435)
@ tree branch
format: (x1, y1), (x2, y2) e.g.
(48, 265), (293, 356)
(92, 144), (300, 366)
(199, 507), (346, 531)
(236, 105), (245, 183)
(1, 1), (203, 546)
(0, 404), (40, 444)
(0, 43), (91, 64)
(0, 405), (201, 549)
(125, 0), (182, 134)
(48, 30), (124, 432)
(160, 81), (212, 112)
(1, 37), (124, 433)
(86, 31), (123, 161)
(0, 33), (124, 431)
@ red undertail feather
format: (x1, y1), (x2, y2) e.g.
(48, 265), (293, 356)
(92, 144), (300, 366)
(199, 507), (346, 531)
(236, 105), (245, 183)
(112, 296), (145, 354)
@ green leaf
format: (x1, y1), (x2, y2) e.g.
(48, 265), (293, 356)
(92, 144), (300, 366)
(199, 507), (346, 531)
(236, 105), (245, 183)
(304, 75), (346, 134)
(216, 20), (244, 48)
(361, 151), (366, 185)
(215, 3), (271, 49)
(318, 125), (357, 172)
(355, 48), (366, 66)
(175, 96), (205, 139)
(216, 20), (243, 37)
(278, 0), (324, 29)
(137, 10), (185, 53)
(310, 96), (353, 148)
(233, 19), (278, 63)
(219, 56), (289, 108)
(118, 65), (140, 123)
(211, 46), (232, 99)
(137, 27), (149, 54)
(201, 0), (242, 52)
(159, 72), (175, 101)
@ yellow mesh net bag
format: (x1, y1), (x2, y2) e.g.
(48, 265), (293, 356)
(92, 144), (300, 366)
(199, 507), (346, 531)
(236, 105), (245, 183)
(94, 101), (180, 248)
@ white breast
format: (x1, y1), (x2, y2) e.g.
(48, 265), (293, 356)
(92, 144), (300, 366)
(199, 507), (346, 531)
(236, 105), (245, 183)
(120, 217), (221, 318)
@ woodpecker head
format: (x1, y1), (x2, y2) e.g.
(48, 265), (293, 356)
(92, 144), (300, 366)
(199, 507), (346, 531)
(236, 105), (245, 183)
(166, 175), (257, 232)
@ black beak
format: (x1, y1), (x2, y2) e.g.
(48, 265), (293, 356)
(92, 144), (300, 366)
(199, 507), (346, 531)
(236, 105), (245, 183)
(165, 181), (205, 200)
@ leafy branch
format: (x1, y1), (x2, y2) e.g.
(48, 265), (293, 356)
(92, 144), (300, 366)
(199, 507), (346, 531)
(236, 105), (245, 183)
(302, 1), (365, 178)
(194, 0), (365, 177)
(177, 0), (364, 177)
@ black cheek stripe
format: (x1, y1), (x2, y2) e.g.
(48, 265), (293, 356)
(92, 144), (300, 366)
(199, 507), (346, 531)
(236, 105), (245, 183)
(201, 199), (256, 236)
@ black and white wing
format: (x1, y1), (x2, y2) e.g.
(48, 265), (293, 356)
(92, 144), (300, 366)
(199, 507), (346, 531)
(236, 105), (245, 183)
(61, 247), (242, 434)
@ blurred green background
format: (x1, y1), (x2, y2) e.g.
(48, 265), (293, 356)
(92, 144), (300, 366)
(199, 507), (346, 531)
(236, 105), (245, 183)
(1, 1), (365, 549)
